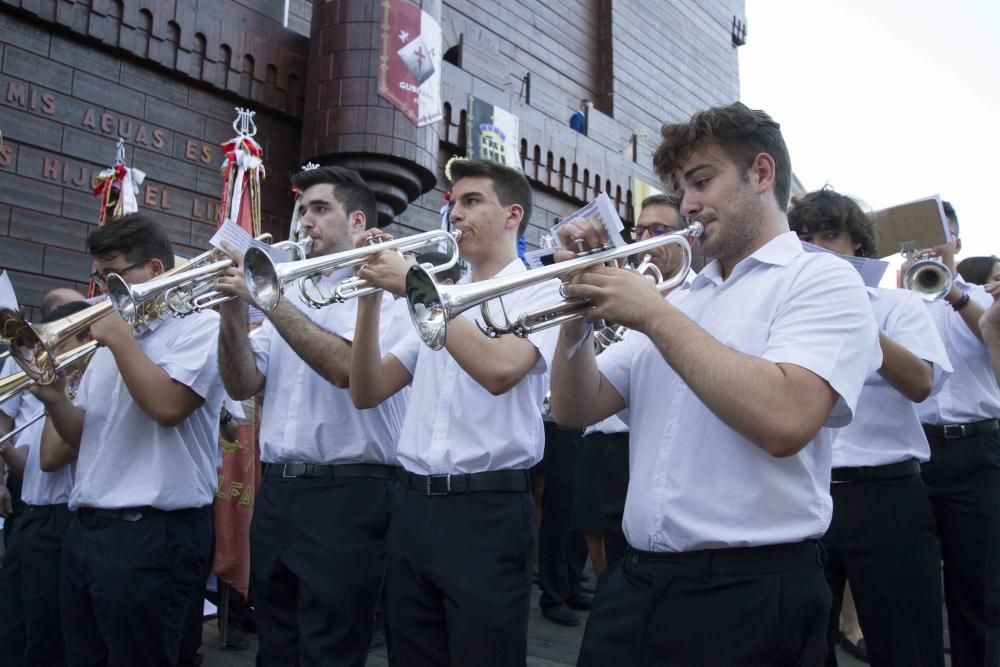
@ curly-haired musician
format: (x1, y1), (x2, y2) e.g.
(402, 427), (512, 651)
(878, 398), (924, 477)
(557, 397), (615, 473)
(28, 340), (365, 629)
(549, 103), (880, 665)
(34, 214), (223, 666)
(791, 187), (952, 665)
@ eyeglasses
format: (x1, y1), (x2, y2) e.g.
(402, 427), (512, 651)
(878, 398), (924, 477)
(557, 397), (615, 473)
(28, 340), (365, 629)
(90, 259), (149, 288)
(635, 223), (684, 239)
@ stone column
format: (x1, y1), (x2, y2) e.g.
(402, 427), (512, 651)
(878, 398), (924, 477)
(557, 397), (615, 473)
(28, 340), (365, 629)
(301, 0), (440, 226)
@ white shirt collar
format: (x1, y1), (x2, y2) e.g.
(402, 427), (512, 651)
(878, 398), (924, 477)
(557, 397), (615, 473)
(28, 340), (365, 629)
(692, 231), (803, 288)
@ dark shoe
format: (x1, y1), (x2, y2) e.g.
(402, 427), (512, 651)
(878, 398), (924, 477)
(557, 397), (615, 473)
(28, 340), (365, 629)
(567, 592), (594, 611)
(839, 634), (869, 663)
(541, 604), (580, 627)
(224, 625), (249, 651)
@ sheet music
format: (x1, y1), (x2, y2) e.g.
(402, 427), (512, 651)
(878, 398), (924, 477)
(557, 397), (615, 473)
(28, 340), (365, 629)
(0, 271), (17, 311)
(549, 193), (627, 249)
(801, 241), (888, 288)
(210, 219), (296, 263)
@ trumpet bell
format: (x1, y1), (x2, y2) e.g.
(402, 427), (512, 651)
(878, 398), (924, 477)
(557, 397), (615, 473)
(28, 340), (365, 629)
(406, 264), (450, 350)
(9, 300), (111, 383)
(903, 259), (953, 302)
(244, 247), (282, 311)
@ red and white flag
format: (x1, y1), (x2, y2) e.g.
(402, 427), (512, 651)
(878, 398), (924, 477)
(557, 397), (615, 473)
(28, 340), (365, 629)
(378, 0), (443, 127)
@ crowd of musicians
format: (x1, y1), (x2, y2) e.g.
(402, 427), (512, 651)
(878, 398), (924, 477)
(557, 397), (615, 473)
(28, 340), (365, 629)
(2, 101), (1000, 666)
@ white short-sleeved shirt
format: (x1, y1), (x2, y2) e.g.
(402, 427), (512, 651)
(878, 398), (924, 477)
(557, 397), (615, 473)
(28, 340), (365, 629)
(833, 288), (952, 468)
(916, 277), (1000, 424)
(70, 311), (224, 511)
(251, 271), (409, 465)
(597, 232), (880, 552)
(389, 258), (560, 474)
(2, 356), (77, 505)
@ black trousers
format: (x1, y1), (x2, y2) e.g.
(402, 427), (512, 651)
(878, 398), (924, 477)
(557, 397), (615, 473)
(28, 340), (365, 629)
(0, 503), (72, 666)
(61, 505), (212, 667)
(921, 429), (1000, 667)
(574, 431), (629, 567)
(578, 541), (830, 666)
(250, 473), (395, 667)
(386, 489), (535, 666)
(822, 472), (944, 666)
(537, 423), (586, 609)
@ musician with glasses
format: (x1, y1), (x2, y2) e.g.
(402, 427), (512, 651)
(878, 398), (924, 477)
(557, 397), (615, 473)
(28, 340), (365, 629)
(348, 159), (560, 666)
(31, 213), (223, 666)
(910, 202), (1000, 666)
(548, 103), (879, 665)
(791, 187), (952, 666)
(0, 299), (89, 667)
(214, 165), (409, 665)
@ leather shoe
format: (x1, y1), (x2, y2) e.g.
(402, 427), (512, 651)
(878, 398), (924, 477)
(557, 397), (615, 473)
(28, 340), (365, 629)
(839, 633), (869, 663)
(567, 592), (594, 611)
(541, 604), (580, 627)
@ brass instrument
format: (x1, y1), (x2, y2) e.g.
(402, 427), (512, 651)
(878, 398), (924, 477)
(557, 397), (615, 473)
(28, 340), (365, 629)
(0, 340), (96, 405)
(244, 229), (462, 311)
(405, 223), (702, 350)
(107, 235), (309, 321)
(901, 243), (953, 302)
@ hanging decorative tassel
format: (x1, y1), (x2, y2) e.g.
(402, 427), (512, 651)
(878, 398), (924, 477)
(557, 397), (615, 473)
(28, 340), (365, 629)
(89, 138), (145, 296)
(218, 107), (264, 237)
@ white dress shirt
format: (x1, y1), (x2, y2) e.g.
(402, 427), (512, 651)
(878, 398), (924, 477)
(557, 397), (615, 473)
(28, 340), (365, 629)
(916, 277), (1000, 424)
(832, 287), (952, 468)
(70, 311), (224, 510)
(2, 357), (76, 505)
(251, 270), (409, 465)
(597, 232), (880, 552)
(389, 258), (560, 475)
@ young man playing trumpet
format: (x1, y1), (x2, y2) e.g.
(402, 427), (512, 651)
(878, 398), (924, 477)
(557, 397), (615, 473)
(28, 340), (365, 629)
(348, 159), (560, 666)
(909, 203), (1000, 666)
(549, 103), (880, 665)
(34, 214), (224, 666)
(791, 188), (951, 666)
(215, 165), (409, 665)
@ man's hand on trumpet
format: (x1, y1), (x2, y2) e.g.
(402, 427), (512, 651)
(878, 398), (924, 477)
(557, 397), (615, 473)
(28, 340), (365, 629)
(88, 307), (132, 347)
(28, 369), (68, 406)
(214, 241), (254, 310)
(554, 217), (668, 334)
(355, 229), (417, 299)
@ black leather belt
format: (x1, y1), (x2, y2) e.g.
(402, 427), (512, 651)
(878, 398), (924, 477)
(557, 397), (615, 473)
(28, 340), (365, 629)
(23, 502), (69, 516)
(922, 418), (999, 440)
(831, 458), (921, 484)
(263, 462), (399, 480)
(402, 469), (531, 496)
(77, 506), (159, 522)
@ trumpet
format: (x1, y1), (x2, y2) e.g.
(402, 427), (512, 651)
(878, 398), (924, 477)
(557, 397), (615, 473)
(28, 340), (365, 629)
(406, 222), (702, 349)
(106, 235), (310, 322)
(900, 243), (954, 302)
(0, 340), (96, 405)
(244, 229), (462, 311)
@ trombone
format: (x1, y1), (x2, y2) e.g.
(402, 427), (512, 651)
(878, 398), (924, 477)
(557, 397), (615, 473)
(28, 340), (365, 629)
(0, 340), (96, 405)
(405, 222), (702, 350)
(900, 243), (953, 302)
(244, 229), (462, 311)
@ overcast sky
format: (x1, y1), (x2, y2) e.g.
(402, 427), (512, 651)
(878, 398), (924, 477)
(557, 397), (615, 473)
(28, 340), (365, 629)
(739, 0), (1000, 273)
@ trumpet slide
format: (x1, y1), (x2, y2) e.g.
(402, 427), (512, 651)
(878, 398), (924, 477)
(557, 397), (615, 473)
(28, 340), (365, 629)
(405, 222), (702, 350)
(0, 340), (97, 405)
(244, 229), (461, 311)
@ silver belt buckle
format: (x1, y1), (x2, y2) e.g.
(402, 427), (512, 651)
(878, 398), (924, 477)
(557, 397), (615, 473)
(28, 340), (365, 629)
(943, 424), (966, 439)
(282, 463), (307, 478)
(425, 474), (451, 496)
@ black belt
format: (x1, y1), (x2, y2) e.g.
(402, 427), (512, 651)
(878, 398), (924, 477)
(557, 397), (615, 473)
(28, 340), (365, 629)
(922, 418), (999, 440)
(22, 502), (69, 516)
(402, 469), (531, 496)
(263, 462), (399, 480)
(77, 506), (163, 522)
(831, 458), (921, 484)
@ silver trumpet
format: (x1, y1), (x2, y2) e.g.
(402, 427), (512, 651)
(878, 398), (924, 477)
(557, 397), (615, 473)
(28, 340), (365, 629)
(901, 243), (953, 302)
(107, 236), (310, 322)
(406, 222), (702, 350)
(244, 229), (462, 312)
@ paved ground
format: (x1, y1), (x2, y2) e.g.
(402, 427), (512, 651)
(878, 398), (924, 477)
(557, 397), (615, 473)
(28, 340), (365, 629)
(199, 584), (877, 666)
